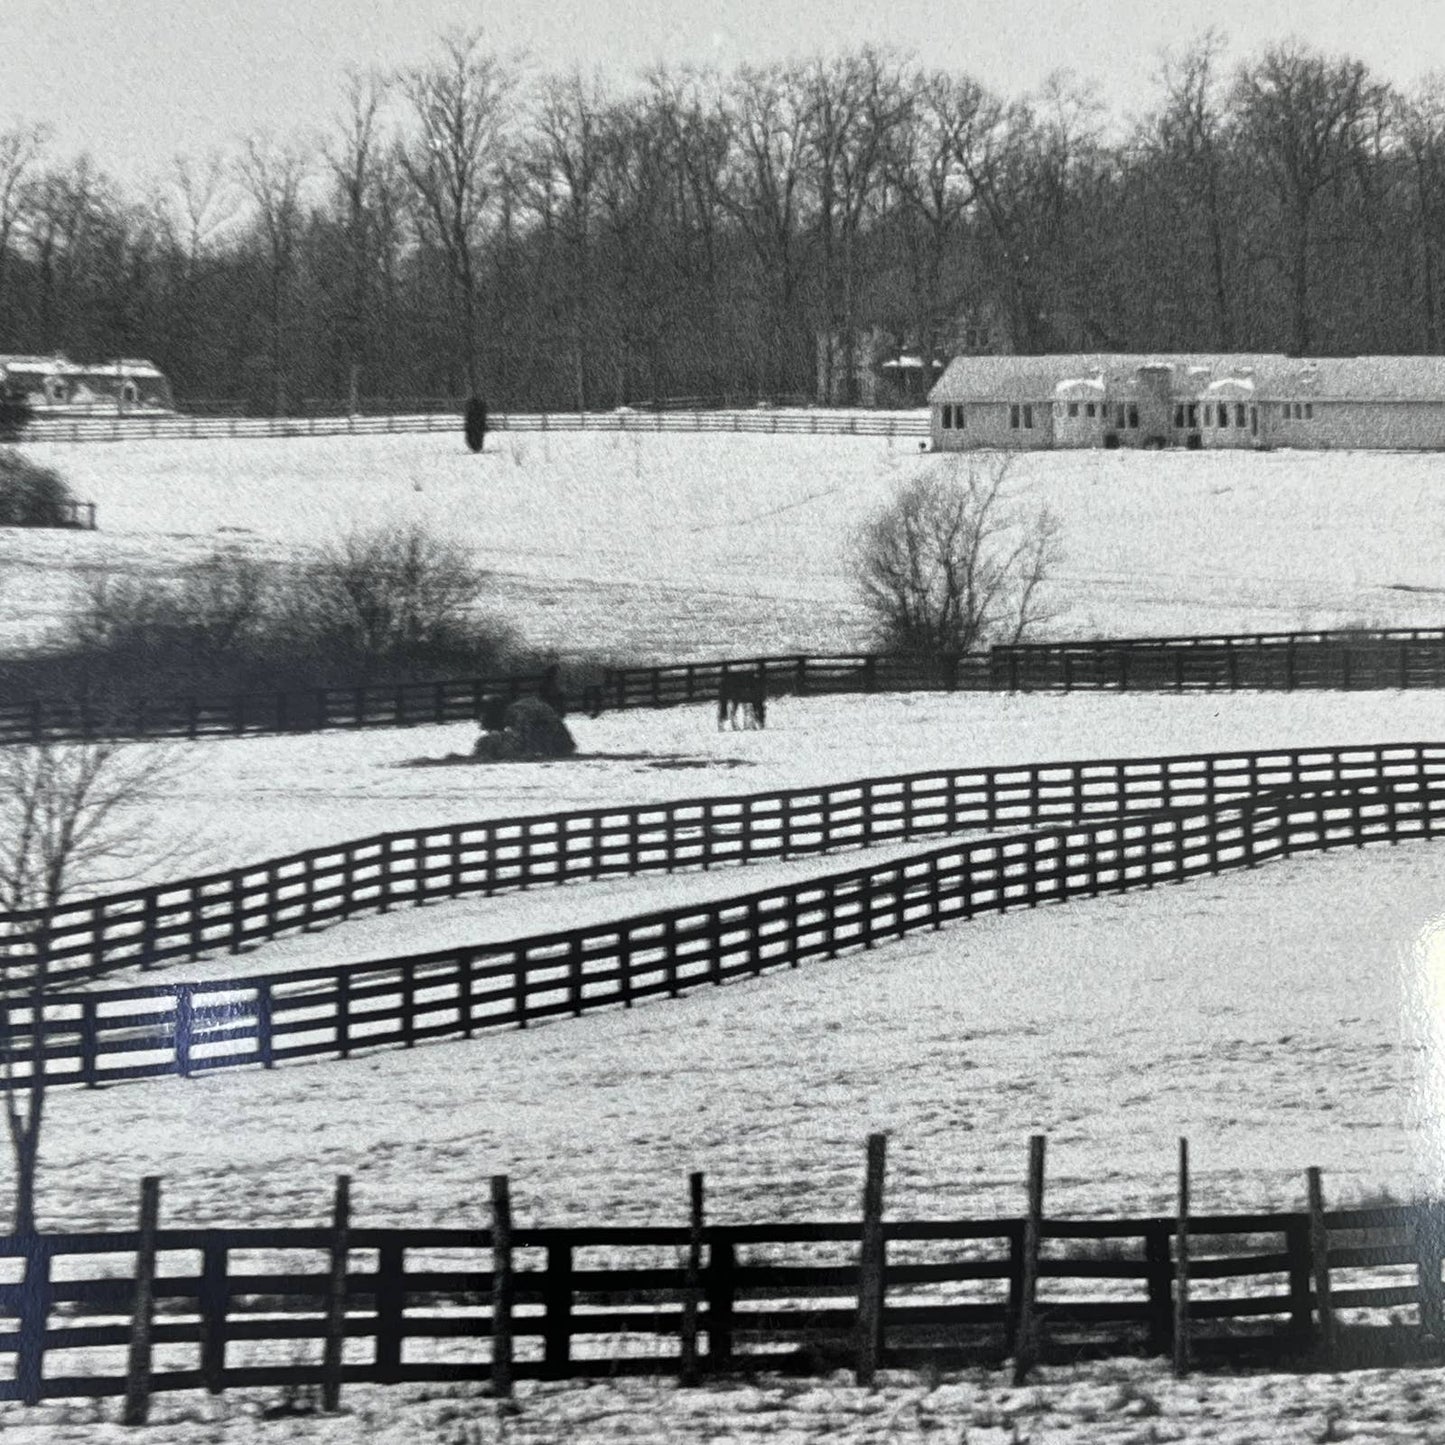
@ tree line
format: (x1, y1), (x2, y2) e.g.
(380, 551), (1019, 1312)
(3, 30), (1444, 413)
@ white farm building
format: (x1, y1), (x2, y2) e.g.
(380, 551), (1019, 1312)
(928, 354), (1445, 452)
(0, 354), (175, 413)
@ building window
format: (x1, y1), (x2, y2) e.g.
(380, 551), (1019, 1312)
(1128, 404), (1139, 429)
(1116, 404), (1126, 428)
(1217, 404), (1228, 428)
(955, 405), (964, 428)
(1068, 401), (1079, 418)
(1304, 402), (1313, 420)
(1010, 403), (1021, 429)
(1023, 403), (1034, 429)
(1235, 402), (1246, 428)
(1084, 402), (1095, 418)
(1282, 403), (1290, 420)
(1185, 403), (1198, 429)
(941, 405), (952, 429)
(1174, 404), (1185, 428)
(1293, 402), (1303, 420)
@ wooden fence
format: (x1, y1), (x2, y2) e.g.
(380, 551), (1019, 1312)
(2, 1141), (1441, 1410)
(991, 629), (1445, 693)
(3, 740), (1434, 990)
(0, 671), (549, 747)
(2, 770), (1438, 1089)
(18, 407), (930, 446)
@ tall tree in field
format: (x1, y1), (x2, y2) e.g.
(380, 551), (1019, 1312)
(1232, 44), (1381, 355)
(0, 743), (176, 1235)
(396, 30), (516, 396)
(236, 135), (311, 414)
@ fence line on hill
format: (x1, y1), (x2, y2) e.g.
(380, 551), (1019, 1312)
(2, 1141), (1439, 1408)
(17, 407), (931, 446)
(2, 740), (1435, 989)
(13, 626), (1445, 749)
(1, 770), (1438, 1089)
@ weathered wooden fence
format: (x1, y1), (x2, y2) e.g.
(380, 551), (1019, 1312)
(2, 772), (1438, 1089)
(12, 626), (1445, 748)
(2, 1143), (1439, 1410)
(991, 628), (1445, 693)
(17, 407), (930, 446)
(0, 671), (553, 748)
(4, 741), (1434, 989)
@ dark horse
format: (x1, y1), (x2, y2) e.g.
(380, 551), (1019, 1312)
(717, 672), (767, 730)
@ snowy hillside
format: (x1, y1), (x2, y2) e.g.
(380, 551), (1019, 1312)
(5, 430), (1445, 657)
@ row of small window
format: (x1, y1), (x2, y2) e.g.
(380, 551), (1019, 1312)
(1178, 402), (1250, 429)
(1281, 402), (1314, 421)
(1058, 400), (1143, 428)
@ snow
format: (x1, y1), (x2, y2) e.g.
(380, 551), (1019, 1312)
(100, 686), (1445, 893)
(6, 430), (1445, 1437)
(6, 431), (1445, 657)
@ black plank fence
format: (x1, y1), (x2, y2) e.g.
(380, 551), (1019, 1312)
(3, 741), (1436, 990)
(992, 627), (1445, 694)
(2, 766), (1439, 1090)
(3, 1139), (1441, 1411)
(11, 627), (1445, 748)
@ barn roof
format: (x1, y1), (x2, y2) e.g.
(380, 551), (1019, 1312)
(930, 354), (1445, 404)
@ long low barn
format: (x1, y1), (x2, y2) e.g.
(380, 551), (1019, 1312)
(929, 354), (1445, 451)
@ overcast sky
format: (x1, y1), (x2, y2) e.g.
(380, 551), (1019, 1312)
(2, 0), (1434, 192)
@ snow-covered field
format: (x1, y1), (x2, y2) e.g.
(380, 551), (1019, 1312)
(7, 431), (1445, 1438)
(6, 430), (1445, 656)
(105, 687), (1445, 891)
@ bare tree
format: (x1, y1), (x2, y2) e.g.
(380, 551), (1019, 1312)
(236, 134), (312, 415)
(850, 454), (1062, 672)
(0, 123), (50, 321)
(1233, 43), (1383, 355)
(395, 29), (517, 396)
(295, 523), (496, 680)
(0, 742), (176, 1234)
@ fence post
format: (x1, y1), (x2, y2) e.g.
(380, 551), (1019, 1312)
(856, 1133), (888, 1386)
(1173, 1137), (1191, 1377)
(199, 1242), (228, 1394)
(543, 1239), (573, 1379)
(16, 1238), (52, 1407)
(322, 1174), (352, 1411)
(374, 1239), (405, 1383)
(175, 986), (194, 1078)
(1416, 1200), (1445, 1340)
(707, 1237), (735, 1369)
(1144, 1222), (1172, 1356)
(1307, 1167), (1336, 1362)
(681, 1171), (705, 1384)
(491, 1174), (515, 1400)
(122, 1176), (162, 1426)
(1012, 1135), (1046, 1385)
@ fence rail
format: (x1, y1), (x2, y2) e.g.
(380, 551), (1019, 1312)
(3, 741), (1435, 989)
(992, 632), (1445, 693)
(18, 407), (930, 446)
(13, 626), (1445, 750)
(1, 1154), (1439, 1408)
(2, 769), (1438, 1088)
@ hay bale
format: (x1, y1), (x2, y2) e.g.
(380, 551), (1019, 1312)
(503, 696), (576, 757)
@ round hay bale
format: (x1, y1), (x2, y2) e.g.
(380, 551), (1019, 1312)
(503, 696), (576, 758)
(464, 396), (489, 453)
